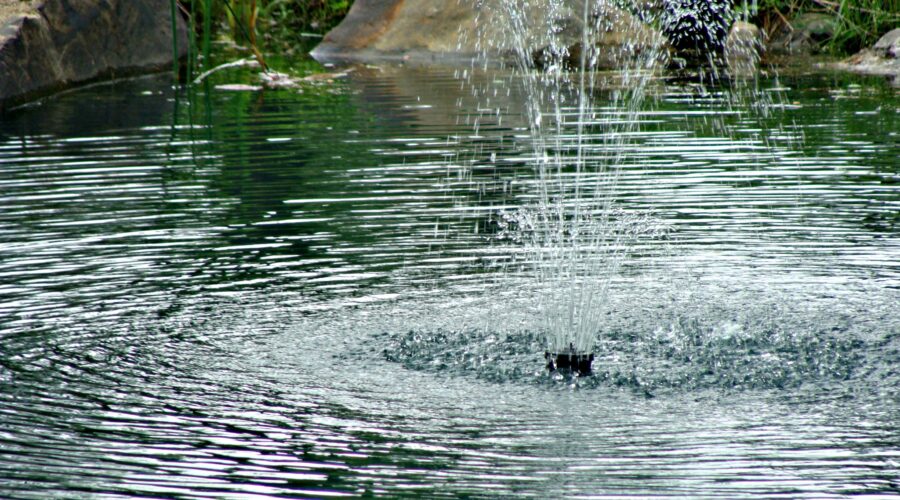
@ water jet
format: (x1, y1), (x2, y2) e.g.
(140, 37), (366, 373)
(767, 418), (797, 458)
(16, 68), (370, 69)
(473, 0), (670, 372)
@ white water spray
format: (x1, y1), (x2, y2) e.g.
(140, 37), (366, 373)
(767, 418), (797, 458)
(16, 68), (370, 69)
(468, 0), (671, 353)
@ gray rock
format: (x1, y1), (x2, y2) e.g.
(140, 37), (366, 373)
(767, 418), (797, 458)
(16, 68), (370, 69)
(793, 12), (838, 39)
(873, 27), (900, 58)
(768, 12), (838, 55)
(0, 0), (189, 110)
(725, 20), (763, 76)
(659, 0), (733, 55)
(312, 0), (665, 68)
(837, 28), (900, 86)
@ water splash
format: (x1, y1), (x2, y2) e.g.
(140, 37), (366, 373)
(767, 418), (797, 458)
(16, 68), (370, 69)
(465, 0), (670, 352)
(367, 280), (895, 394)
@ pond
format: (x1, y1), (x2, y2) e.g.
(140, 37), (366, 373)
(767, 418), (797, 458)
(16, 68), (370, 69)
(1, 62), (898, 497)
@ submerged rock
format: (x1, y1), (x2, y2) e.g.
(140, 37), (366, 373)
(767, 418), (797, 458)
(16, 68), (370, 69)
(0, 0), (189, 110)
(312, 0), (665, 68)
(838, 28), (900, 85)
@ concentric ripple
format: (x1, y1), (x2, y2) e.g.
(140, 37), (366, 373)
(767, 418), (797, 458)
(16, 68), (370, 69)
(0, 67), (898, 498)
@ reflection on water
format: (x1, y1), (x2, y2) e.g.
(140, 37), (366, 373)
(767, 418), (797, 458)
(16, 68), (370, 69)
(0, 67), (898, 498)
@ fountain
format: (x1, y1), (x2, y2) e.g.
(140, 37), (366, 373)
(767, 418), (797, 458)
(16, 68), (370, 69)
(312, 0), (768, 379)
(3, 2), (899, 497)
(467, 0), (674, 375)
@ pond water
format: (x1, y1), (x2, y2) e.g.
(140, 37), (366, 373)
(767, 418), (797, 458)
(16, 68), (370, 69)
(1, 64), (898, 498)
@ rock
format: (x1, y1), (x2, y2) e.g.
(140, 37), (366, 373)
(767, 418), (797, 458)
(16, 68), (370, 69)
(837, 28), (900, 86)
(768, 12), (838, 55)
(532, 3), (667, 70)
(793, 12), (838, 40)
(0, 0), (189, 110)
(725, 20), (763, 76)
(659, 0), (734, 56)
(873, 27), (900, 58)
(312, 0), (666, 69)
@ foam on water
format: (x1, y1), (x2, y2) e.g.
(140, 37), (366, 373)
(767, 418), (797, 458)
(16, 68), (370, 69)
(359, 274), (897, 396)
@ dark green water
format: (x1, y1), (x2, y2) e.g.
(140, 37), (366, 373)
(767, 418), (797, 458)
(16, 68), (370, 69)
(0, 65), (898, 498)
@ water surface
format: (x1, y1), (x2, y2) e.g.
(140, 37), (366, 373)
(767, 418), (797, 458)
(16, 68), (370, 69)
(1, 65), (898, 498)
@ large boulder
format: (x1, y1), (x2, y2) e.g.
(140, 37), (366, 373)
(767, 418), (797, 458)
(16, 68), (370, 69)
(312, 0), (665, 68)
(0, 0), (189, 110)
(659, 0), (734, 56)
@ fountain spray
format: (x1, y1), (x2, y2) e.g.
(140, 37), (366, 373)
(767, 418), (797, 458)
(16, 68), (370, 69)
(474, 0), (668, 375)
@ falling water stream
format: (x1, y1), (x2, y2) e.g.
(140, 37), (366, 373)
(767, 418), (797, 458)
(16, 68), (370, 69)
(1, 6), (899, 497)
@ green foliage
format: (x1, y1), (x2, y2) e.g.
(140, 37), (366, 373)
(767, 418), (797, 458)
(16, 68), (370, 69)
(169, 0), (354, 81)
(261, 0), (352, 33)
(182, 0), (354, 49)
(751, 0), (900, 54)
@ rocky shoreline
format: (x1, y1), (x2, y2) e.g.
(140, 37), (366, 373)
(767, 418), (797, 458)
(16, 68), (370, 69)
(1, 0), (896, 111)
(836, 28), (900, 85)
(314, 0), (898, 85)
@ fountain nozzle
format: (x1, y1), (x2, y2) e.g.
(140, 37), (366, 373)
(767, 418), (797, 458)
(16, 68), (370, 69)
(545, 344), (594, 376)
